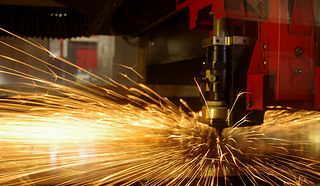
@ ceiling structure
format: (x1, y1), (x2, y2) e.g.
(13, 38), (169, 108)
(0, 0), (177, 38)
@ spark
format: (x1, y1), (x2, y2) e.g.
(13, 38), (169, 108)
(226, 91), (250, 123)
(194, 77), (212, 119)
(0, 28), (319, 185)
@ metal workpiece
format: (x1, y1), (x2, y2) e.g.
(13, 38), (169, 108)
(222, 109), (320, 159)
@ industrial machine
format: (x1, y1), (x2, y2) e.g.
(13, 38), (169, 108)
(0, 0), (319, 133)
(176, 0), (319, 134)
(0, 1), (319, 185)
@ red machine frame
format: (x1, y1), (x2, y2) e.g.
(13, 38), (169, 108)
(177, 0), (319, 111)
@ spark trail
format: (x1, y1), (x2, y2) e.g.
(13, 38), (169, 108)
(0, 28), (319, 185)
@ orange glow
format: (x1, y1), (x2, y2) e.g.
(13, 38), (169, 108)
(0, 28), (319, 185)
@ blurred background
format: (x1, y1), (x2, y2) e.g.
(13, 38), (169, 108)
(0, 0), (206, 109)
(0, 0), (320, 126)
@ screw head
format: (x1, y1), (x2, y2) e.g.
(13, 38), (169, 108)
(293, 68), (302, 76)
(208, 74), (219, 83)
(294, 47), (303, 57)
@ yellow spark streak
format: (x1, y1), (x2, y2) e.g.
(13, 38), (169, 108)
(117, 64), (144, 79)
(194, 77), (212, 119)
(0, 27), (319, 185)
(226, 91), (250, 123)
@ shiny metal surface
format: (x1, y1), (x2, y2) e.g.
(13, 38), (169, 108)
(223, 108), (320, 159)
(201, 101), (228, 122)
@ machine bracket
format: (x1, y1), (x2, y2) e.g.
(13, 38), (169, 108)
(202, 36), (252, 47)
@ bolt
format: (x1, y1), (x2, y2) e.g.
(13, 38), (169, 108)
(208, 74), (219, 83)
(293, 68), (302, 76)
(247, 97), (252, 108)
(263, 44), (267, 49)
(294, 47), (303, 57)
(263, 61), (267, 65)
(247, 101), (252, 108)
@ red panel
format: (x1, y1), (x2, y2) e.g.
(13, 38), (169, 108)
(315, 67), (320, 109)
(210, 0), (224, 19)
(247, 41), (265, 75)
(76, 49), (97, 69)
(176, 0), (214, 30)
(247, 74), (264, 110)
(179, 0), (316, 109)
(246, 0), (315, 109)
(176, 0), (261, 30)
(260, 0), (314, 100)
(289, 0), (313, 35)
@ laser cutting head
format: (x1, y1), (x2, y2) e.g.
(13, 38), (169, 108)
(179, 0), (318, 131)
(199, 101), (229, 137)
(195, 14), (265, 133)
